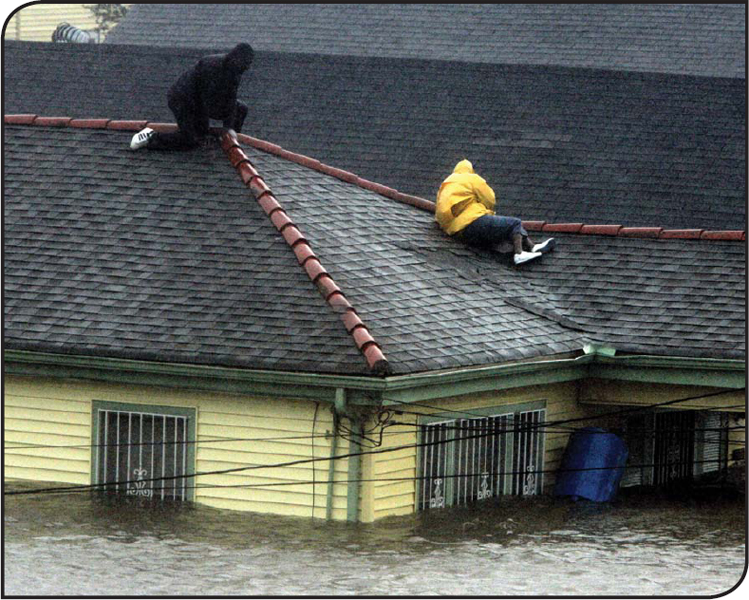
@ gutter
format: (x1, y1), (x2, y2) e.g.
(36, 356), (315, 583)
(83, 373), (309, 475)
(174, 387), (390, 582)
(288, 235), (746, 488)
(6, 348), (743, 405)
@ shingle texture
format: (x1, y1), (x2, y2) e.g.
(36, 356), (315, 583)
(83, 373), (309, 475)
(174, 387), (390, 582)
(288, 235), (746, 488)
(104, 4), (746, 78)
(3, 125), (370, 374)
(4, 42), (745, 231)
(4, 125), (744, 376)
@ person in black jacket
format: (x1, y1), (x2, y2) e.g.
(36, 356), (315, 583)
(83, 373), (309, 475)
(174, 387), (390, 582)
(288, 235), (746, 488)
(131, 43), (254, 151)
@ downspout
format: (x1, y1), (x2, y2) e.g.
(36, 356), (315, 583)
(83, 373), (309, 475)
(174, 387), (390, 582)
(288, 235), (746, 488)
(326, 388), (345, 520)
(346, 419), (364, 522)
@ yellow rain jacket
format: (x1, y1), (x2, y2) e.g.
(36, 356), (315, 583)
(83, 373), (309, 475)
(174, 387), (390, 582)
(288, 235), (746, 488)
(435, 160), (496, 235)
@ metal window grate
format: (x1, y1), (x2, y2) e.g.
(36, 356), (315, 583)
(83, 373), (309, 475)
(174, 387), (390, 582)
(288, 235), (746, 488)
(96, 410), (189, 501)
(419, 409), (545, 511)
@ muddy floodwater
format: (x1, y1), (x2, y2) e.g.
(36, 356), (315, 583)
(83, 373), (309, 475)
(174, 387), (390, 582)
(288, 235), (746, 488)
(3, 481), (746, 596)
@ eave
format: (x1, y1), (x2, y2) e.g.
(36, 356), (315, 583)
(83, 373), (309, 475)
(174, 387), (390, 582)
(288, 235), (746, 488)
(5, 349), (744, 409)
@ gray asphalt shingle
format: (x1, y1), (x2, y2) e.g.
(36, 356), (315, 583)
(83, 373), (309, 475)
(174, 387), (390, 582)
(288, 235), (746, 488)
(4, 42), (745, 231)
(104, 4), (746, 78)
(8, 124), (742, 377)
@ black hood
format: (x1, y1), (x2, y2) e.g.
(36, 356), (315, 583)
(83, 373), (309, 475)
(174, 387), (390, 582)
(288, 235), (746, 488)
(224, 43), (254, 74)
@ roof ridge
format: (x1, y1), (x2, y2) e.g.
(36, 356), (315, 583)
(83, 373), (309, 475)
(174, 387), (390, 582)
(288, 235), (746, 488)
(234, 131), (746, 242)
(220, 129), (391, 376)
(4, 114), (745, 242)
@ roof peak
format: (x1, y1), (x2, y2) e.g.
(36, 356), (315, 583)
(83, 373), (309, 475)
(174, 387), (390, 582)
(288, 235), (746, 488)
(4, 114), (745, 242)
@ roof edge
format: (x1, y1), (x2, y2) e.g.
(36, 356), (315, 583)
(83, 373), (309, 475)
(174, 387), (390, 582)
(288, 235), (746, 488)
(4, 115), (745, 241)
(220, 128), (392, 376)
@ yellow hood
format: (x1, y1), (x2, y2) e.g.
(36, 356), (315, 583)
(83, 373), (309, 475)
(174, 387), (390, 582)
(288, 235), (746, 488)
(452, 159), (474, 175)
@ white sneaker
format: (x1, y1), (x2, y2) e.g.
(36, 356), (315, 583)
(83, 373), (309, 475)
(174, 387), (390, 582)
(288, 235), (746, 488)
(130, 127), (155, 150)
(513, 251), (542, 265)
(532, 238), (556, 254)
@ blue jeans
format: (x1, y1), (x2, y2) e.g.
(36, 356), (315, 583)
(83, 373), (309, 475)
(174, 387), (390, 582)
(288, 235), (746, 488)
(456, 215), (527, 249)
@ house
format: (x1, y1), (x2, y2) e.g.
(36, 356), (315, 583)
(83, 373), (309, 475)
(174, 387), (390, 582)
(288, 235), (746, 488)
(4, 116), (745, 521)
(4, 5), (745, 521)
(4, 3), (131, 42)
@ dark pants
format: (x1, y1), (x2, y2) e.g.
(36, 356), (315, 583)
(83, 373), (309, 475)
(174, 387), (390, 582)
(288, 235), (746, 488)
(456, 215), (527, 249)
(148, 97), (248, 151)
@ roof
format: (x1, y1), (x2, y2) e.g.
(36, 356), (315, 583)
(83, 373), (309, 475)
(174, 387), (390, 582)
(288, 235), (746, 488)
(4, 41), (746, 231)
(4, 118), (745, 379)
(104, 4), (746, 78)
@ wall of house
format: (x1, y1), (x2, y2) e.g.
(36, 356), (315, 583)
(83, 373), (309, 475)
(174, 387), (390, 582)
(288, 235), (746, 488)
(369, 381), (595, 521)
(4, 4), (130, 42)
(4, 374), (350, 520)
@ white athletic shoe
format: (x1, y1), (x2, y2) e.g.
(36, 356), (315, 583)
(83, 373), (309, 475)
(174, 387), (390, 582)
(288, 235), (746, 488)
(130, 127), (155, 150)
(513, 251), (542, 265)
(532, 238), (556, 254)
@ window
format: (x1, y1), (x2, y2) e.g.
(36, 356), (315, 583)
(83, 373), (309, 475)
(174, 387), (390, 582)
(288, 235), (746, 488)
(621, 409), (733, 488)
(92, 402), (196, 501)
(418, 403), (546, 511)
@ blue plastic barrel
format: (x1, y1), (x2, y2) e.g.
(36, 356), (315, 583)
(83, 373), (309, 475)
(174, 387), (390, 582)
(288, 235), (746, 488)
(553, 427), (629, 502)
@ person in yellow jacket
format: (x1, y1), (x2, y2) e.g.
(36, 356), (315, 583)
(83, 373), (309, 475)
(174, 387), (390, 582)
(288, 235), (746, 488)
(436, 159), (555, 265)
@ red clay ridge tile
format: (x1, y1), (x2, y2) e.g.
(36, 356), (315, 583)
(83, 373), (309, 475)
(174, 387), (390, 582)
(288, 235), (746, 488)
(390, 192), (437, 212)
(542, 223), (584, 233)
(316, 165), (360, 184)
(221, 130), (240, 152)
(70, 118), (111, 129)
(619, 227), (662, 238)
(522, 221), (546, 232)
(33, 117), (72, 127)
(237, 161), (260, 185)
(342, 310), (364, 333)
(292, 243), (316, 265)
(146, 122), (178, 134)
(5, 114), (37, 125)
(281, 225), (306, 247)
(700, 230), (744, 241)
(580, 224), (622, 236)
(249, 177), (272, 199)
(227, 146), (250, 168)
(304, 258), (328, 282)
(357, 178), (398, 197)
(659, 229), (704, 239)
(364, 346), (390, 375)
(316, 275), (342, 301)
(327, 293), (352, 312)
(352, 326), (377, 350)
(270, 210), (294, 231)
(238, 135), (285, 155)
(257, 194), (283, 216)
(107, 120), (149, 131)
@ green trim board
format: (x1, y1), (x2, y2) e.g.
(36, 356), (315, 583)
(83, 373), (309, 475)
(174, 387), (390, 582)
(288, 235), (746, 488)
(90, 400), (197, 501)
(5, 350), (744, 409)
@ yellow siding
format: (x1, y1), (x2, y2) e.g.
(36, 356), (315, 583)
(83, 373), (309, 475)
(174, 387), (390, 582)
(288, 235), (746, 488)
(4, 383), (91, 484)
(580, 379), (745, 412)
(4, 374), (349, 521)
(5, 4), (126, 42)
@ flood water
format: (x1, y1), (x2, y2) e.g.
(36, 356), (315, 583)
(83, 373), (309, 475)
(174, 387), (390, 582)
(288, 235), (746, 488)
(3, 481), (746, 597)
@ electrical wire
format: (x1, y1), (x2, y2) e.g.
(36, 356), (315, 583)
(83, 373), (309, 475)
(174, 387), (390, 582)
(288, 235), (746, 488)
(4, 390), (744, 499)
(7, 456), (740, 497)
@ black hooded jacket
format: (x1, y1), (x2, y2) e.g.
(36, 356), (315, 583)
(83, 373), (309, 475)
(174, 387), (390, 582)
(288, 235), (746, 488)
(168, 43), (254, 128)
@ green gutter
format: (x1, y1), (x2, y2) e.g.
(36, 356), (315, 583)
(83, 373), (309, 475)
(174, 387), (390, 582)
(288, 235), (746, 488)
(5, 349), (745, 407)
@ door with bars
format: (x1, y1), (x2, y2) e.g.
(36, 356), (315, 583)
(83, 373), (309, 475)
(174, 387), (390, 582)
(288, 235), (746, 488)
(419, 409), (546, 510)
(653, 410), (695, 485)
(96, 409), (191, 501)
